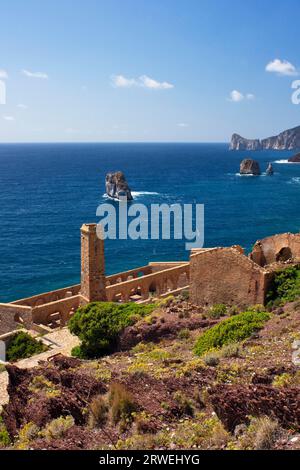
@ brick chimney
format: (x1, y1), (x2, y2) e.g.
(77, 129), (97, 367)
(80, 223), (106, 302)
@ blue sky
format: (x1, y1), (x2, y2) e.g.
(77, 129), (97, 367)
(1, 0), (300, 142)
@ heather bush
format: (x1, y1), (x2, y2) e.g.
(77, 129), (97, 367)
(207, 304), (227, 319)
(69, 302), (157, 358)
(219, 342), (242, 358)
(89, 395), (108, 428)
(203, 352), (220, 367)
(194, 310), (270, 356)
(109, 383), (138, 425)
(43, 416), (74, 441)
(173, 391), (194, 416)
(16, 422), (40, 449)
(177, 328), (190, 340)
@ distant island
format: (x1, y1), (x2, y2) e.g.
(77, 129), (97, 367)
(230, 125), (300, 151)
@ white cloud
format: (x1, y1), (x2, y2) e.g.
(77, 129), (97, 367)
(0, 69), (8, 79)
(112, 74), (174, 90)
(3, 115), (15, 121)
(139, 75), (174, 90)
(111, 75), (137, 88)
(228, 90), (255, 102)
(178, 123), (189, 128)
(22, 69), (48, 79)
(17, 103), (27, 109)
(265, 59), (298, 76)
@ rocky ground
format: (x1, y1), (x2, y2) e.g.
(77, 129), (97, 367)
(0, 298), (300, 450)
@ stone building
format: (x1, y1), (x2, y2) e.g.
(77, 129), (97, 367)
(189, 247), (272, 308)
(250, 232), (300, 267)
(0, 225), (300, 336)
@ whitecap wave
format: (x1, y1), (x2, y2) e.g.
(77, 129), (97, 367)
(273, 159), (290, 164)
(131, 191), (159, 197)
(288, 177), (300, 185)
(234, 173), (259, 177)
(102, 191), (159, 200)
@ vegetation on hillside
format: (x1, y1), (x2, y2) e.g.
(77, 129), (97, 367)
(6, 332), (47, 362)
(1, 294), (300, 451)
(69, 301), (157, 358)
(194, 309), (270, 356)
(267, 265), (300, 307)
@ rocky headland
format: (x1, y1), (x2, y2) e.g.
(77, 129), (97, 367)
(288, 153), (300, 163)
(105, 171), (133, 201)
(230, 125), (300, 151)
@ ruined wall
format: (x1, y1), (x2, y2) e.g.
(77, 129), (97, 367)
(12, 284), (81, 307)
(0, 304), (33, 335)
(190, 247), (270, 308)
(250, 233), (300, 267)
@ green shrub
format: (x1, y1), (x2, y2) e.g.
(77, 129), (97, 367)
(43, 416), (74, 441)
(203, 352), (220, 367)
(16, 422), (40, 449)
(173, 391), (194, 416)
(207, 304), (227, 319)
(177, 328), (190, 340)
(0, 417), (10, 448)
(6, 332), (47, 362)
(228, 305), (240, 316)
(267, 265), (300, 306)
(194, 310), (270, 356)
(69, 302), (157, 358)
(219, 342), (242, 358)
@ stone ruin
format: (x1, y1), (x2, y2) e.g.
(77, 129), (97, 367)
(0, 225), (300, 336)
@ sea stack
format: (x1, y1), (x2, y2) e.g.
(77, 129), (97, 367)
(288, 152), (300, 163)
(240, 159), (261, 176)
(105, 171), (133, 200)
(266, 162), (274, 175)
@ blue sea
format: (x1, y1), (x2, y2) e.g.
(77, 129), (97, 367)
(0, 143), (300, 303)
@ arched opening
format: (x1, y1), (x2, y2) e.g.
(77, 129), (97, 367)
(178, 272), (188, 287)
(149, 282), (157, 294)
(14, 313), (25, 327)
(276, 247), (293, 263)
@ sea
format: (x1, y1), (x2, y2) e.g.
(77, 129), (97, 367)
(0, 142), (299, 303)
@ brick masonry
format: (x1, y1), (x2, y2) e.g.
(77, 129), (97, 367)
(1, 226), (300, 335)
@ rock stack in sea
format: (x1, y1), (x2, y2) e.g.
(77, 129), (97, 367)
(266, 163), (274, 175)
(240, 159), (261, 176)
(105, 171), (133, 200)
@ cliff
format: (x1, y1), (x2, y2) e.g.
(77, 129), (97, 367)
(230, 134), (262, 151)
(230, 125), (300, 151)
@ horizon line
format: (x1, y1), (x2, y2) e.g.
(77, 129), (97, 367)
(0, 140), (229, 145)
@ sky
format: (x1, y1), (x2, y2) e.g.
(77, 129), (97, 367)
(1, 0), (300, 142)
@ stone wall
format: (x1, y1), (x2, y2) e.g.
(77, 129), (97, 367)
(106, 263), (190, 302)
(12, 285), (81, 307)
(190, 247), (270, 308)
(250, 233), (300, 267)
(0, 304), (33, 335)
